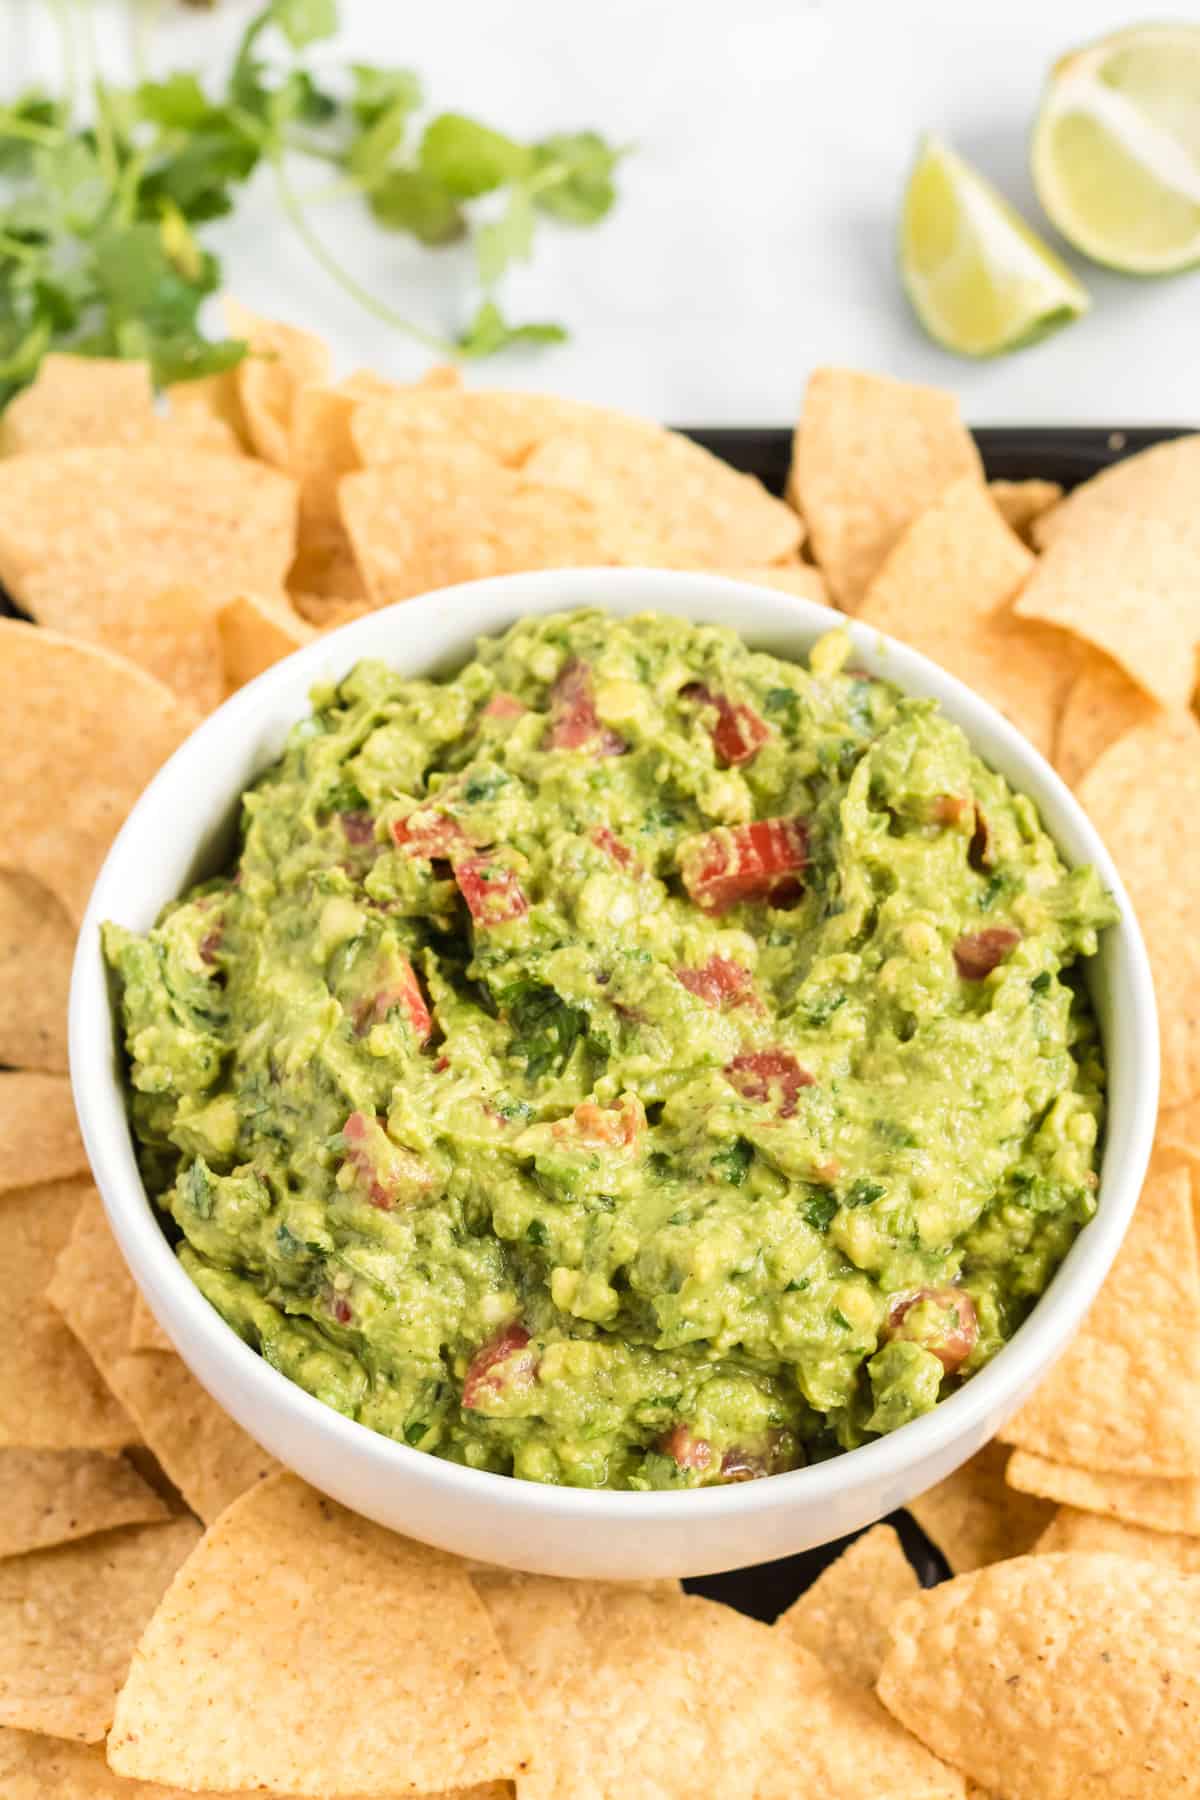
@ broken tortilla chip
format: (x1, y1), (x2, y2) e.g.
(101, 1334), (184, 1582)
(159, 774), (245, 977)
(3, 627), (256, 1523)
(46, 1190), (277, 1522)
(217, 590), (315, 690)
(1006, 1447), (1200, 1537)
(0, 355), (155, 455)
(907, 1442), (1055, 1573)
(0, 1071), (88, 1194)
(857, 476), (1075, 758)
(108, 1472), (535, 1795)
(1053, 647), (1161, 789)
(775, 1523), (919, 1687)
(0, 1449), (168, 1561)
(0, 622), (194, 922)
(0, 869), (74, 1073)
(1015, 511), (1200, 711)
(225, 300), (332, 468)
(790, 367), (984, 608)
(1077, 712), (1200, 1108)
(476, 1572), (963, 1800)
(1035, 1506), (1200, 1572)
(878, 1553), (1200, 1800)
(987, 477), (1062, 544)
(0, 1515), (199, 1742)
(0, 1178), (133, 1452)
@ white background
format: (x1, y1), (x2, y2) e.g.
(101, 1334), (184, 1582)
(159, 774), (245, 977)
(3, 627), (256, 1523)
(10, 0), (1200, 426)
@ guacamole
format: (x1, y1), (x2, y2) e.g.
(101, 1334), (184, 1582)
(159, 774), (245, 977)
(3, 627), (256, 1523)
(104, 610), (1116, 1489)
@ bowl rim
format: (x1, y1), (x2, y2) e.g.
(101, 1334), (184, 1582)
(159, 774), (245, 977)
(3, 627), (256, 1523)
(70, 566), (1160, 1525)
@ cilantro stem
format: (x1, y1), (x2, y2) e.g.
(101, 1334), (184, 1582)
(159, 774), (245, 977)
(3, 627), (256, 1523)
(270, 152), (455, 356)
(0, 111), (66, 148)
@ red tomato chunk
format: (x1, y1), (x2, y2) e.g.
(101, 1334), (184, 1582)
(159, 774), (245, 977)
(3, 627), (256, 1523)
(676, 954), (754, 1008)
(545, 660), (625, 756)
(725, 1049), (814, 1118)
(455, 855), (529, 926)
(462, 1323), (537, 1410)
(678, 818), (808, 915)
(886, 1287), (979, 1374)
(954, 927), (1021, 980)
(682, 682), (770, 766)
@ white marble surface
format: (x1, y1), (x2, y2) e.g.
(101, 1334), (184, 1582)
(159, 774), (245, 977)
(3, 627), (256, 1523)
(11, 0), (1200, 425)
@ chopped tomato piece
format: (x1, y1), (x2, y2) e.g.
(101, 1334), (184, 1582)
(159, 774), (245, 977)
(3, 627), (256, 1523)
(391, 809), (469, 860)
(455, 855), (529, 927)
(340, 1111), (432, 1211)
(678, 818), (808, 915)
(483, 691), (527, 720)
(462, 1323), (536, 1410)
(725, 1049), (814, 1119)
(558, 1093), (645, 1148)
(930, 793), (970, 827)
(676, 954), (754, 1009)
(339, 810), (376, 845)
(659, 1424), (712, 1472)
(198, 926), (223, 967)
(954, 927), (1021, 980)
(328, 1290), (353, 1326)
(591, 824), (639, 872)
(546, 660), (625, 756)
(682, 683), (770, 766)
(352, 954), (432, 1043)
(886, 1287), (978, 1374)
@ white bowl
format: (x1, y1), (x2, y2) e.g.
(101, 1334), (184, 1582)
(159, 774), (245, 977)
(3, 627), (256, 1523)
(71, 569), (1158, 1579)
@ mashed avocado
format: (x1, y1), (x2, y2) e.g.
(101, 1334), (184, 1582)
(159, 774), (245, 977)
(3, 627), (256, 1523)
(105, 609), (1115, 1489)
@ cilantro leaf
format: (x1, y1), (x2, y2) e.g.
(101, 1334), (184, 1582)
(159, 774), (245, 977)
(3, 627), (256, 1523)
(350, 64), (423, 129)
(420, 113), (532, 198)
(532, 131), (623, 224)
(266, 0), (339, 51)
(368, 168), (464, 245)
(475, 185), (535, 289)
(456, 300), (567, 359)
(134, 73), (217, 131)
(497, 979), (587, 1081)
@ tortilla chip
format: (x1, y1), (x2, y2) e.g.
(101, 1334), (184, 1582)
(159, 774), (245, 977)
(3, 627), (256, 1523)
(878, 1553), (1200, 1800)
(0, 622), (195, 922)
(46, 1190), (278, 1522)
(0, 1730), (511, 1800)
(711, 565), (830, 604)
(218, 590), (315, 690)
(856, 476), (1075, 757)
(19, 577), (226, 714)
(225, 300), (332, 468)
(165, 369), (251, 453)
(1036, 1506), (1200, 1572)
(1076, 711), (1200, 1108)
(1033, 431), (1200, 551)
(0, 355), (155, 455)
(775, 1523), (919, 1687)
(987, 477), (1062, 545)
(790, 367), (984, 608)
(0, 1449), (168, 1560)
(476, 1571), (962, 1800)
(998, 1164), (1200, 1475)
(907, 1441), (1055, 1572)
(127, 1292), (173, 1355)
(0, 1072), (88, 1195)
(351, 389), (802, 566)
(1053, 647), (1161, 789)
(291, 589), (373, 630)
(108, 1472), (534, 1795)
(1015, 512), (1200, 710)
(0, 868), (73, 1073)
(0, 1179), (134, 1451)
(0, 1515), (199, 1742)
(0, 448), (297, 651)
(1006, 1447), (1200, 1536)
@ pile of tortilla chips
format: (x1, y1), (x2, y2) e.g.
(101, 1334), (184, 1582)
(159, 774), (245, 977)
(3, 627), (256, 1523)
(4, 319), (1200, 1797)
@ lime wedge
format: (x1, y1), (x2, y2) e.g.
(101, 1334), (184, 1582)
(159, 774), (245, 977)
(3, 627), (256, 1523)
(1032, 22), (1200, 273)
(899, 135), (1090, 357)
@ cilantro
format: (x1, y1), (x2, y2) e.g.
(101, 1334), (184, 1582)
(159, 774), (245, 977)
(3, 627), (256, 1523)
(711, 1138), (753, 1187)
(526, 1218), (549, 1247)
(456, 301), (568, 359)
(531, 132), (625, 224)
(420, 114), (532, 197)
(844, 1178), (885, 1208)
(1031, 971), (1052, 994)
(803, 1191), (838, 1233)
(979, 871), (1017, 912)
(764, 687), (801, 729)
(368, 168), (465, 245)
(831, 1308), (852, 1330)
(404, 1420), (428, 1446)
(642, 803), (685, 832)
(498, 979), (587, 1081)
(461, 768), (509, 804)
(798, 990), (846, 1028)
(475, 186), (535, 289)
(784, 1277), (809, 1293)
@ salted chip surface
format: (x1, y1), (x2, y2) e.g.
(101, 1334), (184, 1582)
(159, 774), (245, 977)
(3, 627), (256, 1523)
(0, 1449), (168, 1560)
(790, 367), (983, 608)
(1077, 713), (1200, 1108)
(907, 1441), (1055, 1573)
(0, 1071), (88, 1193)
(1036, 1506), (1200, 1571)
(351, 388), (801, 566)
(47, 1191), (277, 1522)
(218, 590), (315, 689)
(0, 623), (194, 922)
(18, 575), (226, 713)
(0, 354), (156, 455)
(0, 449), (296, 655)
(776, 1523), (919, 1687)
(107, 1472), (535, 1796)
(1053, 647), (1160, 789)
(857, 476), (1073, 757)
(1033, 431), (1200, 551)
(987, 477), (1061, 544)
(0, 1515), (199, 1741)
(0, 869), (73, 1073)
(1015, 511), (1200, 710)
(1006, 1448), (1200, 1536)
(0, 1178), (133, 1452)
(878, 1553), (1200, 1799)
(999, 1164), (1200, 1475)
(225, 300), (332, 468)
(476, 1571), (963, 1799)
